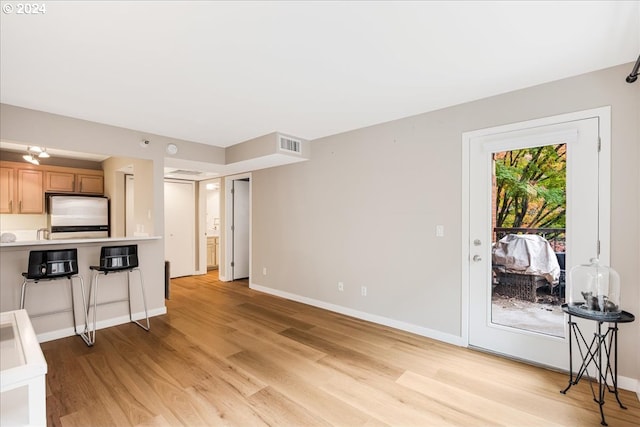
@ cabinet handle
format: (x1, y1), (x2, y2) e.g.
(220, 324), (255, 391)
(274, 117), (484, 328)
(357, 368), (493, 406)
(19, 200), (22, 212)
(79, 181), (82, 192)
(9, 200), (12, 212)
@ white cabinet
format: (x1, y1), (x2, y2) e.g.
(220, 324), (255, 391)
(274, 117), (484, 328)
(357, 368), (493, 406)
(0, 310), (47, 427)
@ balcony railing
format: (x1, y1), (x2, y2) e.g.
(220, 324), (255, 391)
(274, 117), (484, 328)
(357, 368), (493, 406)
(494, 227), (566, 252)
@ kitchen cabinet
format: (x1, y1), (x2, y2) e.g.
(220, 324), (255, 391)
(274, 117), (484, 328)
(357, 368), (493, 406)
(0, 165), (45, 214)
(0, 162), (104, 215)
(0, 161), (104, 214)
(0, 167), (15, 214)
(207, 237), (219, 269)
(45, 170), (103, 194)
(77, 174), (103, 194)
(45, 170), (75, 192)
(17, 169), (43, 214)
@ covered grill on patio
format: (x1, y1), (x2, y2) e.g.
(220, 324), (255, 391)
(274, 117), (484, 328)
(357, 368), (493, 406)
(492, 233), (562, 302)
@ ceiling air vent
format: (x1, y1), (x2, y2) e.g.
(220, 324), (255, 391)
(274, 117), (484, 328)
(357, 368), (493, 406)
(169, 169), (203, 176)
(279, 136), (302, 154)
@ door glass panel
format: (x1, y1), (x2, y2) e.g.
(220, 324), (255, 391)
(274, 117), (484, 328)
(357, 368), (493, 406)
(490, 144), (566, 337)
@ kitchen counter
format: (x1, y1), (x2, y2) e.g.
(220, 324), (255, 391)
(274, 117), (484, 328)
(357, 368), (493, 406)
(0, 235), (161, 249)
(0, 236), (166, 342)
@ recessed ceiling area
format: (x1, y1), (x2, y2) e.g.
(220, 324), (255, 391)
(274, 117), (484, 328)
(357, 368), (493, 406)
(1, 2), (638, 150)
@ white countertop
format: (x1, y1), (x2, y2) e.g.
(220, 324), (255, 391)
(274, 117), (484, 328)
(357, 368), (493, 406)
(0, 235), (161, 248)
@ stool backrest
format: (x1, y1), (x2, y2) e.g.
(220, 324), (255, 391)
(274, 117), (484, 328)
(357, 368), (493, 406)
(99, 245), (138, 271)
(26, 249), (79, 279)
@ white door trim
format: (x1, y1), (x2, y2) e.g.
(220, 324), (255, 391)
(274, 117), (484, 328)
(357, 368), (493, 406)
(222, 172), (252, 282)
(461, 106), (611, 346)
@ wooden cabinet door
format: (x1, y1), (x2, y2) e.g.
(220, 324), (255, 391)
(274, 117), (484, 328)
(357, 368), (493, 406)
(45, 171), (75, 192)
(77, 174), (103, 194)
(0, 167), (15, 213)
(17, 169), (44, 213)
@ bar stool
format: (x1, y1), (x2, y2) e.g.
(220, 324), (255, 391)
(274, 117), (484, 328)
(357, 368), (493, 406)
(21, 248), (92, 346)
(87, 244), (150, 345)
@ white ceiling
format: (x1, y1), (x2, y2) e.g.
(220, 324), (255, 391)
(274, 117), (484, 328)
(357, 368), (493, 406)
(1, 1), (639, 149)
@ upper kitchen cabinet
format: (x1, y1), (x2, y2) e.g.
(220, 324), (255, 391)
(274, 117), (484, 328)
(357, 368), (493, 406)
(76, 174), (103, 194)
(44, 171), (74, 192)
(0, 166), (43, 214)
(44, 170), (104, 194)
(0, 166), (15, 213)
(17, 169), (44, 214)
(0, 161), (104, 214)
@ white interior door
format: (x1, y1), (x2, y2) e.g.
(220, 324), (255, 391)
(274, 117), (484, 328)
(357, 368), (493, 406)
(164, 180), (195, 278)
(232, 179), (250, 280)
(467, 111), (609, 370)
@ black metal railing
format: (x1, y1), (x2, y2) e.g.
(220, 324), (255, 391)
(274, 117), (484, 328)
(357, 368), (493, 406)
(494, 227), (566, 252)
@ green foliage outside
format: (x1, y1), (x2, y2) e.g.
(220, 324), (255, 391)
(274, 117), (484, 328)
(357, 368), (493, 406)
(494, 144), (566, 230)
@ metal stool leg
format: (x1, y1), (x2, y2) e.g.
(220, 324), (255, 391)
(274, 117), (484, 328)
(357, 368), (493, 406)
(128, 268), (150, 331)
(20, 276), (92, 347)
(71, 275), (92, 347)
(20, 279), (28, 309)
(86, 272), (101, 345)
(86, 266), (150, 345)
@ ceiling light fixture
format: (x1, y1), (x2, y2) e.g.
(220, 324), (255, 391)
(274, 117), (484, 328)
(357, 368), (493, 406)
(23, 146), (50, 164)
(22, 154), (40, 165)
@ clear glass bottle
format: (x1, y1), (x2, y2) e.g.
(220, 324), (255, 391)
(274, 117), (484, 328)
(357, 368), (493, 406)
(567, 258), (621, 319)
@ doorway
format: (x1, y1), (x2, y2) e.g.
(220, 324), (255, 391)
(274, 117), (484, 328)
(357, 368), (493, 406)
(463, 107), (611, 369)
(224, 174), (251, 281)
(164, 180), (196, 278)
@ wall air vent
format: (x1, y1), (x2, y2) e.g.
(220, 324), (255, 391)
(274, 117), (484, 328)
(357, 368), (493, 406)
(279, 136), (302, 154)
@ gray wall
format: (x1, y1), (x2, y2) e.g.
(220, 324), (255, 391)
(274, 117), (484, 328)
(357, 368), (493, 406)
(250, 63), (640, 380)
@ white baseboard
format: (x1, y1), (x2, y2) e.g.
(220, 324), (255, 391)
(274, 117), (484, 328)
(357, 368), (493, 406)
(36, 306), (167, 343)
(250, 283), (640, 394)
(249, 282), (466, 347)
(616, 376), (639, 396)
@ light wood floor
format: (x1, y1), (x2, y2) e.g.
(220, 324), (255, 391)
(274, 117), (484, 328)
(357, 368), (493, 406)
(42, 271), (640, 426)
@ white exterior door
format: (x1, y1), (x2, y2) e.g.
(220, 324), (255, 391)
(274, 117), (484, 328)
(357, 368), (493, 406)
(164, 180), (196, 278)
(465, 108), (610, 369)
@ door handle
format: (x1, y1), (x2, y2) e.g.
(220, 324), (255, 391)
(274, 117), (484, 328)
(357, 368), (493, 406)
(473, 255), (482, 262)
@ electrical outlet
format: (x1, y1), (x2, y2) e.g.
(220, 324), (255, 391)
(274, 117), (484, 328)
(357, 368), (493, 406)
(262, 267), (267, 275)
(361, 286), (367, 296)
(338, 281), (344, 291)
(436, 225), (444, 237)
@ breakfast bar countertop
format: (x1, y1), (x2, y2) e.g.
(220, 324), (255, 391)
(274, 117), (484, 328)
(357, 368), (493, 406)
(0, 235), (162, 249)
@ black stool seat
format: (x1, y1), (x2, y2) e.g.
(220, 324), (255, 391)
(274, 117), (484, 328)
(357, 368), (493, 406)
(90, 244), (139, 272)
(86, 244), (150, 345)
(23, 248), (79, 280)
(21, 248), (91, 346)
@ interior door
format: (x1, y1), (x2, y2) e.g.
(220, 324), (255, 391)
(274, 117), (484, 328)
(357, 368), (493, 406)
(232, 179), (250, 280)
(164, 180), (195, 278)
(468, 115), (604, 369)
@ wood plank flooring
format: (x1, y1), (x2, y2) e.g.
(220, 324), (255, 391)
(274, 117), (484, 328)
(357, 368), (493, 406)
(41, 271), (640, 426)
